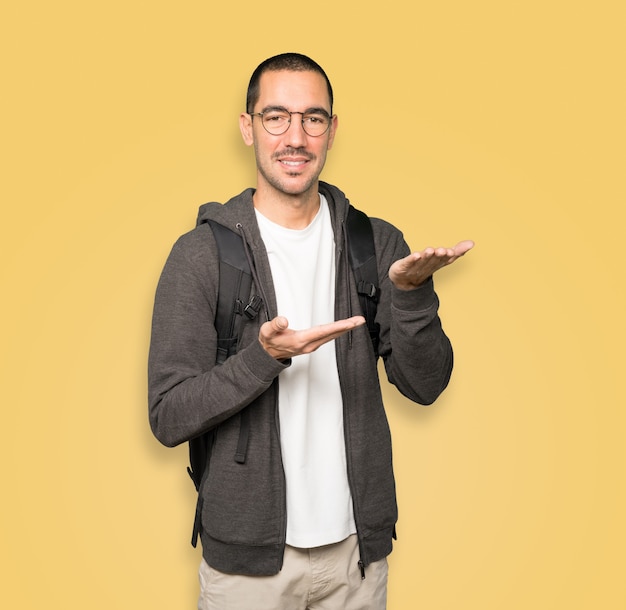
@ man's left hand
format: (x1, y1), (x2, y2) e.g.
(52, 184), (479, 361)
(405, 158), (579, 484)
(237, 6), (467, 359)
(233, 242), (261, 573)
(389, 240), (475, 290)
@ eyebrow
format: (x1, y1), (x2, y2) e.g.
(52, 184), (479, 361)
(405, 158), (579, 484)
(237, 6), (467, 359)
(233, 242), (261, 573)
(260, 105), (331, 116)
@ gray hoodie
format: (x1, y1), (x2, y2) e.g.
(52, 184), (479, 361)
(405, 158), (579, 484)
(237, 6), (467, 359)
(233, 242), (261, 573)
(148, 181), (453, 575)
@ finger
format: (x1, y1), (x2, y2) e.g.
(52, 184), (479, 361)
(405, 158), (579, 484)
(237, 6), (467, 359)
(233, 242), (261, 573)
(311, 316), (366, 337)
(299, 316), (365, 345)
(453, 239), (474, 258)
(411, 241), (474, 257)
(402, 251), (422, 263)
(299, 330), (357, 354)
(343, 315), (366, 327)
(453, 240), (475, 256)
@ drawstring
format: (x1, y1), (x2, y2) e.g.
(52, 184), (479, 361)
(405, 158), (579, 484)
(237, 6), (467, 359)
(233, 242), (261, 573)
(237, 222), (271, 322)
(234, 410), (251, 464)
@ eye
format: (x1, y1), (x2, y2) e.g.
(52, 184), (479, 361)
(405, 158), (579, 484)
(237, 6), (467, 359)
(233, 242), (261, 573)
(264, 112), (289, 123)
(304, 114), (328, 125)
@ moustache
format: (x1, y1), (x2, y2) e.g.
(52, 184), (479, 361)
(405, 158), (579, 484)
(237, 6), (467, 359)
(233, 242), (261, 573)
(272, 148), (315, 161)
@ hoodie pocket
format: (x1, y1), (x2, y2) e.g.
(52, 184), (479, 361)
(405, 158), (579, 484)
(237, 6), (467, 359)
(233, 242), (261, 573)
(201, 412), (284, 546)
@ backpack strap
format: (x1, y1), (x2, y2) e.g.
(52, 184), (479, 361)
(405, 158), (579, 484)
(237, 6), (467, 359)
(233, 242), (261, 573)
(188, 220), (262, 547)
(188, 220), (259, 485)
(207, 220), (257, 364)
(346, 205), (380, 356)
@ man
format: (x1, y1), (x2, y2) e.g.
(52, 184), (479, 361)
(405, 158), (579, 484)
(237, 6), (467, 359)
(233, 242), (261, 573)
(149, 52), (473, 609)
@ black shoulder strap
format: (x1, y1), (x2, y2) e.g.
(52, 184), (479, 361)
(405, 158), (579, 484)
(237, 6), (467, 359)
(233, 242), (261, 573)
(207, 219), (261, 365)
(187, 220), (261, 547)
(346, 205), (380, 355)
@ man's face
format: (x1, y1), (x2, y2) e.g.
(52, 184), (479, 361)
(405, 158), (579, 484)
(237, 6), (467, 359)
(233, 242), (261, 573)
(240, 70), (337, 199)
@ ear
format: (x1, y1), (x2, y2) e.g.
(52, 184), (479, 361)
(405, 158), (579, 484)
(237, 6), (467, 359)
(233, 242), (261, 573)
(239, 112), (254, 146)
(326, 114), (339, 150)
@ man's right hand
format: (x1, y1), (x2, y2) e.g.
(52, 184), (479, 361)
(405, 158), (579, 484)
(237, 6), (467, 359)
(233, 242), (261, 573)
(259, 315), (366, 360)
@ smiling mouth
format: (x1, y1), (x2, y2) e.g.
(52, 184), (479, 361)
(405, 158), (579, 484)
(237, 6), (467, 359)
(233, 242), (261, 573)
(279, 159), (308, 168)
(274, 149), (314, 168)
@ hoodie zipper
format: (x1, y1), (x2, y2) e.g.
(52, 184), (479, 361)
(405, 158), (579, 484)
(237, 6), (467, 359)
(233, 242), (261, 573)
(336, 215), (368, 578)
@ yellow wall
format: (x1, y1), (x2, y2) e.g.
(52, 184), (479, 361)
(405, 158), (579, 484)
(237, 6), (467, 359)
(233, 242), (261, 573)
(2, 1), (624, 608)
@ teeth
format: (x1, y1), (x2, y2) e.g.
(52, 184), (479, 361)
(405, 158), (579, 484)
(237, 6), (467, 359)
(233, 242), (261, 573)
(281, 160), (305, 166)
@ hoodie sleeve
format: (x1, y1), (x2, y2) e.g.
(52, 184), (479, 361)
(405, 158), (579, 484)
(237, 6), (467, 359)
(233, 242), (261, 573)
(148, 227), (287, 447)
(373, 219), (453, 405)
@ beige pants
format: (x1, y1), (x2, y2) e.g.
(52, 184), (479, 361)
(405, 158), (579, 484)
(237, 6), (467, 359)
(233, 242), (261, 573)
(198, 534), (388, 610)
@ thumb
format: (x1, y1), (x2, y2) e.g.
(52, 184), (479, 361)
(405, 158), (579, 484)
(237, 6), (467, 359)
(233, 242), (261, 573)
(272, 316), (289, 332)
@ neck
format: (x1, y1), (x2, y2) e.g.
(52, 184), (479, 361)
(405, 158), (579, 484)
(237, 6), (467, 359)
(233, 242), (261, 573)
(253, 185), (320, 230)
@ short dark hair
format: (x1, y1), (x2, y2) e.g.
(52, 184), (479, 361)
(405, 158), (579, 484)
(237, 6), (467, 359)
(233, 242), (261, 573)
(246, 52), (334, 114)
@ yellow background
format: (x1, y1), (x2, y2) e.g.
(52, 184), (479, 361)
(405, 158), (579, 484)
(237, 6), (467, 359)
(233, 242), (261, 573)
(2, 1), (624, 608)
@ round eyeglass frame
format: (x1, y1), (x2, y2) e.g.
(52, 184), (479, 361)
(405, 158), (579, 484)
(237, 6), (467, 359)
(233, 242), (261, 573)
(249, 110), (333, 137)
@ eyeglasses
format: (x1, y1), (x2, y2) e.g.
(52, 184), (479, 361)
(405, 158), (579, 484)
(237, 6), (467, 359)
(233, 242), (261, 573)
(249, 109), (333, 137)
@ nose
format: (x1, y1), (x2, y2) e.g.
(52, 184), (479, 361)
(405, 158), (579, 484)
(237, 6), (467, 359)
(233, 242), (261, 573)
(283, 112), (307, 147)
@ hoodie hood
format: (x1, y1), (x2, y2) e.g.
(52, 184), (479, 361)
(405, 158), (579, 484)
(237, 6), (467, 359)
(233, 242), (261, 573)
(195, 182), (352, 249)
(192, 180), (356, 325)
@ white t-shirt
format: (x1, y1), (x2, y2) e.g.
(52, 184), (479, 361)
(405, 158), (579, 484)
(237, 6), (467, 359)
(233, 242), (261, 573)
(255, 194), (357, 548)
